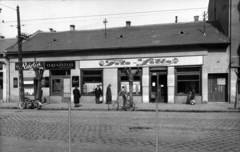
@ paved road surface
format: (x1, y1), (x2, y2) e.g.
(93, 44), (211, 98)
(0, 109), (240, 152)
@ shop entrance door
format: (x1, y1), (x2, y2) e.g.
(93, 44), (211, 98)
(150, 74), (167, 103)
(208, 74), (228, 102)
(63, 78), (71, 102)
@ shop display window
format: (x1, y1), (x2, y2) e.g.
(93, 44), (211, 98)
(24, 79), (34, 96)
(176, 67), (201, 95)
(119, 68), (142, 95)
(81, 69), (103, 95)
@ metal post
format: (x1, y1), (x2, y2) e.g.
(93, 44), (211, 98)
(17, 6), (24, 107)
(155, 84), (160, 152)
(68, 101), (71, 152)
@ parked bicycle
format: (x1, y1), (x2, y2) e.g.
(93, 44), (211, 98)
(108, 93), (135, 111)
(19, 97), (46, 110)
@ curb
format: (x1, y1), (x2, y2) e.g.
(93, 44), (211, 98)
(1, 106), (240, 112)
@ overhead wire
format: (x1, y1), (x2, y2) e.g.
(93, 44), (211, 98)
(0, 7), (207, 28)
(2, 7), (207, 23)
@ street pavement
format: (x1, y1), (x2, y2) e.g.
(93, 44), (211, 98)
(0, 101), (240, 112)
(0, 109), (240, 152)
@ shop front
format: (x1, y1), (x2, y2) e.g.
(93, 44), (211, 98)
(10, 61), (76, 103)
(80, 56), (204, 104)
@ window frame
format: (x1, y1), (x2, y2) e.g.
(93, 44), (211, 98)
(81, 69), (103, 96)
(175, 66), (201, 96)
(118, 68), (142, 96)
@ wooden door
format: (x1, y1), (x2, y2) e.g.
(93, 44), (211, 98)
(208, 74), (227, 102)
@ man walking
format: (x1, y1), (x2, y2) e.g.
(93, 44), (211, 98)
(73, 87), (81, 107)
(106, 84), (112, 104)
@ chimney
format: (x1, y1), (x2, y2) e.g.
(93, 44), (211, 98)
(70, 25), (75, 31)
(126, 21), (131, 27)
(175, 16), (178, 23)
(194, 16), (199, 22)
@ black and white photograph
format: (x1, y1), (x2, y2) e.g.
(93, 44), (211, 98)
(0, 0), (240, 151)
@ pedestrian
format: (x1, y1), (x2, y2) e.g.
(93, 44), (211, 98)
(106, 84), (112, 104)
(117, 86), (127, 108)
(189, 86), (196, 105)
(73, 86), (81, 107)
(95, 85), (102, 104)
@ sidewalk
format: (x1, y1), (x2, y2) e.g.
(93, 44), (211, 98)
(0, 101), (240, 112)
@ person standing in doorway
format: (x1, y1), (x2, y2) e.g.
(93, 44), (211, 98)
(106, 84), (112, 104)
(95, 85), (102, 104)
(73, 87), (81, 107)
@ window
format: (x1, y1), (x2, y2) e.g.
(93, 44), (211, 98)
(24, 78), (34, 96)
(81, 69), (103, 95)
(119, 68), (142, 95)
(51, 78), (62, 95)
(176, 67), (201, 95)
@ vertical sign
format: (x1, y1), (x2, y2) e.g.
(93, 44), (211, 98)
(72, 76), (79, 87)
(13, 78), (18, 88)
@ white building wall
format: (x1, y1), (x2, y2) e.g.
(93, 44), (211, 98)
(103, 68), (118, 103)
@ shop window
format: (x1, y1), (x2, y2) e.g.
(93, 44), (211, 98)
(51, 70), (70, 76)
(24, 79), (34, 96)
(176, 67), (201, 95)
(118, 68), (142, 95)
(81, 69), (103, 95)
(51, 79), (62, 95)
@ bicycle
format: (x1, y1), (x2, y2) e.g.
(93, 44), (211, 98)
(108, 94), (135, 111)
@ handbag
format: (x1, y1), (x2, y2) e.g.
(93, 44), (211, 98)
(99, 96), (103, 102)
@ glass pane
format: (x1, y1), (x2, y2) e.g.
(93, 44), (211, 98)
(177, 75), (199, 81)
(52, 79), (61, 94)
(51, 70), (70, 76)
(24, 80), (34, 96)
(83, 70), (102, 75)
(177, 81), (199, 94)
(120, 81), (141, 94)
(176, 67), (200, 72)
(82, 83), (102, 95)
(83, 76), (102, 82)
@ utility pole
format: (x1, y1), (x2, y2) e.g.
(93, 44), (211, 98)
(203, 11), (207, 36)
(103, 18), (107, 38)
(17, 6), (24, 107)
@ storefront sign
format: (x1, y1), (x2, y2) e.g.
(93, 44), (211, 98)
(80, 56), (203, 68)
(72, 76), (79, 87)
(15, 62), (44, 70)
(45, 61), (75, 69)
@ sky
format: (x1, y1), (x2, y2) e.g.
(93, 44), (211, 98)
(0, 0), (209, 38)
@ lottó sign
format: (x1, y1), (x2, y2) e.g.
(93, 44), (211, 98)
(15, 62), (44, 70)
(99, 58), (179, 67)
(45, 61), (75, 70)
(80, 56), (203, 68)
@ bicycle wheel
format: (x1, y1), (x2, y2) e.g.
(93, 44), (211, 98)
(125, 102), (135, 111)
(19, 102), (26, 109)
(110, 101), (119, 111)
(33, 101), (41, 110)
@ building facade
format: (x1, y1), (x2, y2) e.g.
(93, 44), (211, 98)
(5, 21), (229, 104)
(0, 38), (17, 102)
(208, 0), (240, 102)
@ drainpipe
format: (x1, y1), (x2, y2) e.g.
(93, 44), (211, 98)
(229, 0), (232, 104)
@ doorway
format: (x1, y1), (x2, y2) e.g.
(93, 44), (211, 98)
(150, 68), (167, 103)
(208, 74), (228, 102)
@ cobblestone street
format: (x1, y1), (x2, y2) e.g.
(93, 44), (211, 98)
(0, 109), (240, 152)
